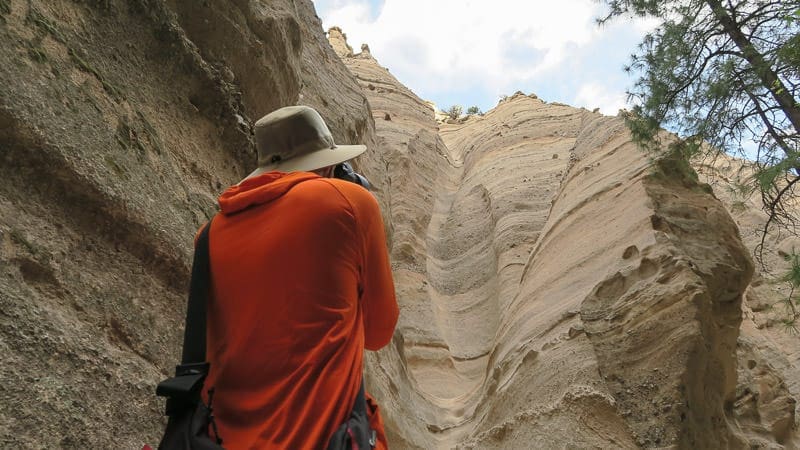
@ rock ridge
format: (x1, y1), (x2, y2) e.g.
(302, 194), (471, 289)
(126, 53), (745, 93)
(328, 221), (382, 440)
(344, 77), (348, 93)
(332, 28), (797, 449)
(0, 3), (797, 448)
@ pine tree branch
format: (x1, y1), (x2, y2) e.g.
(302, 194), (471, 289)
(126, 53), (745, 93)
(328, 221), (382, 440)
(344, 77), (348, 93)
(758, 175), (800, 263)
(739, 0), (785, 25)
(740, 76), (795, 157)
(705, 0), (800, 134)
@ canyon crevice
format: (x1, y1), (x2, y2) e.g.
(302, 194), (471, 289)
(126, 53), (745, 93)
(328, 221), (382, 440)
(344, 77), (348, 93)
(0, 2), (797, 448)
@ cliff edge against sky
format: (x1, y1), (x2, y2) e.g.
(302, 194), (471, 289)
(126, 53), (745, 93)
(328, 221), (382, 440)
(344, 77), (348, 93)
(0, 1), (797, 448)
(329, 28), (797, 448)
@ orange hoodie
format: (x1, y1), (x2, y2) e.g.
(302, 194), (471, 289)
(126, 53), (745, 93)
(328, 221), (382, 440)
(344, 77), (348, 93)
(203, 171), (398, 449)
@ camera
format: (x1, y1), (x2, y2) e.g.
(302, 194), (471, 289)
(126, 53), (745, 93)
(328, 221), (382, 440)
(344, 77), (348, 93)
(334, 162), (372, 190)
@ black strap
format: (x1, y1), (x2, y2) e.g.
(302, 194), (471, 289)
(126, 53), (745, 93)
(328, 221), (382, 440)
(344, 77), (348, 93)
(355, 379), (376, 448)
(353, 375), (378, 450)
(181, 220), (212, 364)
(354, 380), (367, 417)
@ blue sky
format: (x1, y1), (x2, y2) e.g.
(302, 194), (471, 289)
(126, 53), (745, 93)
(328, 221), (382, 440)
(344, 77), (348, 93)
(312, 0), (657, 115)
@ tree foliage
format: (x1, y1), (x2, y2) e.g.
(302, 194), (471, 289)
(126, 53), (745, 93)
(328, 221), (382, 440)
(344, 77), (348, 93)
(466, 106), (482, 115)
(781, 250), (800, 332)
(445, 104), (463, 120)
(601, 0), (800, 250)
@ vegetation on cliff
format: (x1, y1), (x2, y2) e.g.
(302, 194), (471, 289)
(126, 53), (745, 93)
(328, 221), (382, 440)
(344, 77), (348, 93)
(601, 0), (799, 236)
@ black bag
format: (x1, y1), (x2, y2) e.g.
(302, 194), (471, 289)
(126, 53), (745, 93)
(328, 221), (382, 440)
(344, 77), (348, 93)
(327, 381), (376, 450)
(156, 222), (224, 450)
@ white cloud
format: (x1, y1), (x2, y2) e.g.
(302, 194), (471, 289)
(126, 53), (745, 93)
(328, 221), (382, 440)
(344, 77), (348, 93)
(322, 1), (375, 27)
(315, 0), (654, 113)
(573, 82), (628, 115)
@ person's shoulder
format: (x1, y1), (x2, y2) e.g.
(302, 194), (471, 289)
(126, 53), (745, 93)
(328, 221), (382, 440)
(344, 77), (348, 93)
(319, 177), (368, 195)
(317, 178), (379, 214)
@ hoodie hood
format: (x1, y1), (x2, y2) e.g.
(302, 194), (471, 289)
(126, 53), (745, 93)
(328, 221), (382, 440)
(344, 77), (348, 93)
(218, 171), (319, 215)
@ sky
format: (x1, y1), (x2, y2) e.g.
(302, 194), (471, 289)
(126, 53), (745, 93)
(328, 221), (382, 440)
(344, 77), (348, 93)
(312, 0), (658, 116)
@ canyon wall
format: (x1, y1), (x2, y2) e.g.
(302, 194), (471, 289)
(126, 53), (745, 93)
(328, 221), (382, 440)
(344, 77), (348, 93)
(0, 1), (797, 448)
(0, 1), (373, 447)
(331, 29), (798, 449)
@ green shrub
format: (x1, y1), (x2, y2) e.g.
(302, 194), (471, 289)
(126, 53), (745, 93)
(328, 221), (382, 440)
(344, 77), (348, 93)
(444, 105), (462, 120)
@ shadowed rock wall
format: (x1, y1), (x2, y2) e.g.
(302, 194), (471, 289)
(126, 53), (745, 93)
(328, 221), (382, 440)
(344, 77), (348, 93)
(0, 1), (797, 448)
(0, 1), (372, 447)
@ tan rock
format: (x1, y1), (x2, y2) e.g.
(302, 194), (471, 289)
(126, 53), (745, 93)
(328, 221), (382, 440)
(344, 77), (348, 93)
(333, 27), (797, 450)
(328, 26), (354, 58)
(0, 1), (371, 448)
(1, 2), (797, 448)
(696, 154), (800, 447)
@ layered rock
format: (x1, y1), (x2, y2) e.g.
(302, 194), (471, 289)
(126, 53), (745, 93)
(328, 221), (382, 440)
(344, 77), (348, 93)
(695, 156), (800, 447)
(0, 0), (797, 447)
(333, 31), (797, 449)
(329, 26), (456, 446)
(0, 1), (372, 447)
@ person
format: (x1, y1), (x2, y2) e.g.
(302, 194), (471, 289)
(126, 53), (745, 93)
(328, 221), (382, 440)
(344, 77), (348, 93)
(201, 105), (399, 449)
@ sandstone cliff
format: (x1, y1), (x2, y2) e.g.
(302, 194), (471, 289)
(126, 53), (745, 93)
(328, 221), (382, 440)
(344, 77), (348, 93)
(0, 1), (372, 447)
(0, 1), (797, 448)
(330, 29), (799, 449)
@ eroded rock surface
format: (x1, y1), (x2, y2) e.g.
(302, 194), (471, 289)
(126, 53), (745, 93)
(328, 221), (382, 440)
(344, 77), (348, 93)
(1, 1), (798, 448)
(695, 156), (800, 448)
(334, 30), (798, 449)
(0, 1), (372, 447)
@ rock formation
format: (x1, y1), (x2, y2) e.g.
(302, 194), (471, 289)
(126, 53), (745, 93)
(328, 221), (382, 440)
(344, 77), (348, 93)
(0, 1), (797, 448)
(330, 30), (798, 449)
(0, 1), (371, 447)
(695, 156), (800, 447)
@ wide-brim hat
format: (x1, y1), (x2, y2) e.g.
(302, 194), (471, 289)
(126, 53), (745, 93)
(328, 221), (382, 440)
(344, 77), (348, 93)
(246, 105), (366, 178)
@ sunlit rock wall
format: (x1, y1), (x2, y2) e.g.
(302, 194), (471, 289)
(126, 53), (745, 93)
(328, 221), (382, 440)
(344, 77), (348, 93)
(334, 29), (796, 448)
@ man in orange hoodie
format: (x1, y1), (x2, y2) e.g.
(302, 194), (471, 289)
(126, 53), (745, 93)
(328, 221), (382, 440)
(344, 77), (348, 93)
(203, 105), (399, 449)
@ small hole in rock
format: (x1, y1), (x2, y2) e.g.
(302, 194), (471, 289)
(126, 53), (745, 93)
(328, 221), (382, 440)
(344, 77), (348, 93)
(622, 245), (639, 259)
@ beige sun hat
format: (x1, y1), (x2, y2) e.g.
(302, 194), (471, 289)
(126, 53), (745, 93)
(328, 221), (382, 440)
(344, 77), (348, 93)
(244, 105), (366, 180)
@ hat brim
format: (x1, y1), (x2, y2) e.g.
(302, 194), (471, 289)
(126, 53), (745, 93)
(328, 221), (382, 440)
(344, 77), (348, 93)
(244, 144), (367, 180)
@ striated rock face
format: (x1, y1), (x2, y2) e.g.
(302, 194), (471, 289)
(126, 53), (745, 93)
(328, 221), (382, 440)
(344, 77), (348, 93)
(1, 0), (797, 448)
(333, 31), (798, 449)
(0, 1), (372, 447)
(695, 156), (800, 447)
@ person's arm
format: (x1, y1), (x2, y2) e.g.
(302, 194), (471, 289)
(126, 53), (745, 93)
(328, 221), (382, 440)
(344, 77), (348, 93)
(351, 187), (398, 351)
